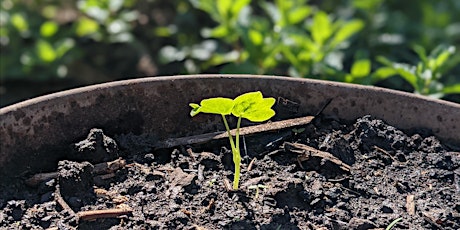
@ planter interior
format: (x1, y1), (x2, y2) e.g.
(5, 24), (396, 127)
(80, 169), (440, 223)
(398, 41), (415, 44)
(1, 75), (459, 181)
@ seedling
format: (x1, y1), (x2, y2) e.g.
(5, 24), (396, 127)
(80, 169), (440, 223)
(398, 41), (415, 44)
(190, 91), (276, 190)
(292, 127), (305, 134)
(248, 184), (267, 199)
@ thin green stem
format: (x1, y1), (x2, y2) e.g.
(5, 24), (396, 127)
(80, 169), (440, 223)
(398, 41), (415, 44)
(221, 114), (236, 150)
(233, 117), (242, 189)
(235, 117), (242, 150)
(233, 148), (241, 189)
(221, 114), (242, 190)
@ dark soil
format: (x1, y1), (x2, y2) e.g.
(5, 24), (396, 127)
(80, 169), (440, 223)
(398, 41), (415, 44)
(1, 115), (459, 229)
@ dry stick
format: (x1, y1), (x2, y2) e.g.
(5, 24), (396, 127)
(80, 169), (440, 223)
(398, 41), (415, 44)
(373, 146), (398, 162)
(197, 164), (205, 181)
(192, 224), (209, 230)
(201, 198), (215, 213)
(284, 142), (351, 172)
(77, 207), (133, 221)
(25, 172), (58, 187)
(157, 115), (315, 149)
(25, 158), (126, 187)
(422, 212), (446, 230)
(93, 158), (126, 175)
(247, 158), (256, 172)
(223, 178), (233, 191)
(54, 186), (76, 217)
(186, 148), (197, 162)
(406, 194), (415, 215)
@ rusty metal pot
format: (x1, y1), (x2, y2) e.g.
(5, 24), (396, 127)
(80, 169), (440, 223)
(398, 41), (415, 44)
(1, 75), (459, 180)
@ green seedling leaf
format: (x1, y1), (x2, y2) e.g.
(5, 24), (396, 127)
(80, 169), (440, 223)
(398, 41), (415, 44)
(189, 97), (234, 117)
(232, 91), (276, 122)
(292, 128), (305, 134)
(351, 59), (371, 77)
(189, 103), (201, 117)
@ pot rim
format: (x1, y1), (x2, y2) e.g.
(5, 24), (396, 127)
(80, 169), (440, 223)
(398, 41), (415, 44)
(1, 74), (458, 113)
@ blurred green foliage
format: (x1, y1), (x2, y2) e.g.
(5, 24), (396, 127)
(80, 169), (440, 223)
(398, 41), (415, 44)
(0, 0), (459, 103)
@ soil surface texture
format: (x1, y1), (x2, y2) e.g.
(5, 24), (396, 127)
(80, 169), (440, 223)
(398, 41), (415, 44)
(1, 115), (459, 229)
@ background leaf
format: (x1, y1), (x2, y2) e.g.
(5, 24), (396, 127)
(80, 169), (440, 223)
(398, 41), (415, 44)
(351, 59), (371, 77)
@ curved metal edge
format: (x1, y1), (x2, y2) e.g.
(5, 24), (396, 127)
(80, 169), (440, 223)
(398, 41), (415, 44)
(2, 74), (459, 113)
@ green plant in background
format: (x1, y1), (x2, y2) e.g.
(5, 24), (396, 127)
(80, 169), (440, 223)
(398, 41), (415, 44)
(190, 91), (276, 190)
(374, 44), (460, 98)
(0, 0), (139, 82)
(1, 0), (460, 105)
(0, 1), (77, 80)
(76, 0), (139, 42)
(160, 0), (364, 77)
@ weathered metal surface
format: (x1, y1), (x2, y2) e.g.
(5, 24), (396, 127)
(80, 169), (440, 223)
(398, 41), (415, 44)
(1, 75), (459, 178)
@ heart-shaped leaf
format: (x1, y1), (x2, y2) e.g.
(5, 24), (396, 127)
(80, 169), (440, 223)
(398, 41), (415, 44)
(232, 91), (276, 122)
(189, 97), (235, 117)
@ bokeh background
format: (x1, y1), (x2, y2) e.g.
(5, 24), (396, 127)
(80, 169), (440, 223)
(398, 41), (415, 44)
(1, 0), (459, 107)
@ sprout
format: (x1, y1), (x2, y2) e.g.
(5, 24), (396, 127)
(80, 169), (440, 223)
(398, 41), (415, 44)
(190, 91), (276, 190)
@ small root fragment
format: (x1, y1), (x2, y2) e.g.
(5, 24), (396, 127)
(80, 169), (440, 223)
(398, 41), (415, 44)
(223, 178), (233, 191)
(77, 206), (132, 221)
(406, 194), (415, 215)
(284, 142), (351, 172)
(247, 158), (256, 172)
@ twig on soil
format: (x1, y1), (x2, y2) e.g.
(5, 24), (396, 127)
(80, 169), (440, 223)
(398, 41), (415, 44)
(94, 173), (116, 181)
(180, 209), (192, 216)
(247, 158), (256, 172)
(77, 206), (133, 221)
(93, 157), (126, 175)
(327, 176), (349, 182)
(25, 172), (58, 187)
(192, 224), (208, 230)
(406, 194), (415, 215)
(197, 164), (205, 181)
(284, 142), (351, 172)
(422, 212), (446, 230)
(54, 186), (76, 217)
(223, 178), (233, 191)
(201, 198), (215, 213)
(158, 115), (315, 149)
(374, 146), (398, 162)
(186, 148), (197, 162)
(26, 158), (126, 187)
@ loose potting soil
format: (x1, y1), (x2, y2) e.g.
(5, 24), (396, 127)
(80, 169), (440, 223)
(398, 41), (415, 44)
(0, 115), (459, 229)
